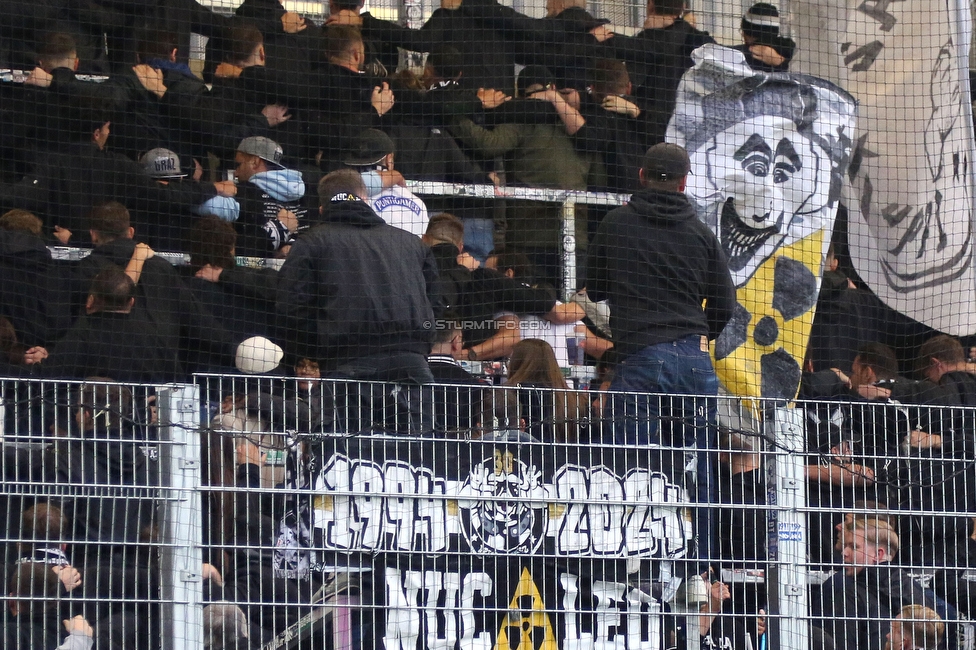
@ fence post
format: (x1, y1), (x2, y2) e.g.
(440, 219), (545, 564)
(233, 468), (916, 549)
(561, 198), (577, 299)
(766, 405), (809, 650)
(158, 384), (204, 650)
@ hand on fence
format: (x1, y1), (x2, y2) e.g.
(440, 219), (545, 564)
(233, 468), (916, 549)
(53, 226), (71, 244)
(908, 429), (942, 449)
(202, 562), (225, 587)
(24, 67), (53, 88)
(63, 615), (93, 637)
(53, 565), (83, 592)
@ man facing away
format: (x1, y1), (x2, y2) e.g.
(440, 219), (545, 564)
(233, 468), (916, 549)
(276, 169), (438, 433)
(585, 142), (735, 562)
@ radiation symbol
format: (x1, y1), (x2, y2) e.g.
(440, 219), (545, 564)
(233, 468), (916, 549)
(494, 568), (558, 650)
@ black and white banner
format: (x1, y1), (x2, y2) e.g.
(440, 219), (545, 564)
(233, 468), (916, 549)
(791, 0), (976, 334)
(273, 434), (691, 650)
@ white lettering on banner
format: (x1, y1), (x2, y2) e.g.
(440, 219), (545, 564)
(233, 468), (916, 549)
(554, 466), (687, 557)
(313, 455), (687, 558)
(386, 462), (417, 551)
(384, 570), (662, 650)
(459, 573), (493, 650)
(385, 568), (422, 650)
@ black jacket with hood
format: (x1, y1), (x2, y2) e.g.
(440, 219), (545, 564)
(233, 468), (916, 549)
(277, 195), (437, 371)
(586, 187), (736, 359)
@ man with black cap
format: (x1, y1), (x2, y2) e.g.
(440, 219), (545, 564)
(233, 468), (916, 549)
(344, 129), (429, 237)
(199, 136), (308, 257)
(586, 142), (735, 562)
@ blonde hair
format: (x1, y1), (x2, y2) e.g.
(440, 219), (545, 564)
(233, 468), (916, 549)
(897, 605), (944, 650)
(847, 517), (899, 558)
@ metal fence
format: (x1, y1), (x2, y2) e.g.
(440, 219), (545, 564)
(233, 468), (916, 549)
(3, 375), (976, 650)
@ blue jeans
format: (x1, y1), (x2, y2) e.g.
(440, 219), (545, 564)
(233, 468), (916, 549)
(462, 217), (495, 264)
(329, 352), (435, 434)
(607, 335), (719, 564)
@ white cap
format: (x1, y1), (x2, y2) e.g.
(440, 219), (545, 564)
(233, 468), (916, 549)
(235, 336), (284, 374)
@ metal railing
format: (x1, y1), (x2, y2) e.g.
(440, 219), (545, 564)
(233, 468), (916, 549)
(3, 375), (976, 650)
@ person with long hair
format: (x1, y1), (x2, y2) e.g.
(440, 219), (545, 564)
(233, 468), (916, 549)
(498, 339), (587, 443)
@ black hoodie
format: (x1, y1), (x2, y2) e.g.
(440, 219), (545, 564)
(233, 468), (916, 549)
(586, 187), (736, 359)
(277, 197), (438, 370)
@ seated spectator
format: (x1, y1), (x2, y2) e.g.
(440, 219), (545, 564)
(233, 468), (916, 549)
(344, 129), (429, 237)
(887, 604), (945, 650)
(496, 339), (588, 442)
(199, 136), (307, 257)
(733, 3), (796, 72)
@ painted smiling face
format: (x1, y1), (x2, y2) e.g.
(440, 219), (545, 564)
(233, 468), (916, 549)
(689, 114), (829, 286)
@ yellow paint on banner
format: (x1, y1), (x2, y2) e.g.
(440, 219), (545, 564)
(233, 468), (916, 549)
(713, 231), (825, 399)
(494, 568), (557, 650)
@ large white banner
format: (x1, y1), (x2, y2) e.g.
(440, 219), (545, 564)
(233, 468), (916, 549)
(790, 0), (976, 335)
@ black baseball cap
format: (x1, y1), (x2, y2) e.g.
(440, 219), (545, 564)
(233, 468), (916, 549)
(343, 129), (395, 167)
(641, 143), (692, 181)
(516, 65), (557, 96)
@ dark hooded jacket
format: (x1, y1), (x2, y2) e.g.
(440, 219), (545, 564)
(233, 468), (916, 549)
(586, 187), (736, 359)
(65, 237), (235, 373)
(0, 229), (72, 346)
(276, 196), (437, 371)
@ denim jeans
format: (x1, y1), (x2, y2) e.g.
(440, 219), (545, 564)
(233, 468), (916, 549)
(329, 352), (435, 434)
(462, 217), (495, 264)
(607, 335), (719, 563)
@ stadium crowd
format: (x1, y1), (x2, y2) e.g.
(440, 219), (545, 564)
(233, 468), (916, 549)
(0, 0), (974, 649)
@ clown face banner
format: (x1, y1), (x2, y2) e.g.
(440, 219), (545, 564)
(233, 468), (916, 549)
(668, 44), (857, 399)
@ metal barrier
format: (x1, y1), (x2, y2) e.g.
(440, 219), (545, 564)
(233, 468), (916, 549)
(45, 181), (629, 299)
(4, 375), (976, 650)
(406, 182), (630, 298)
